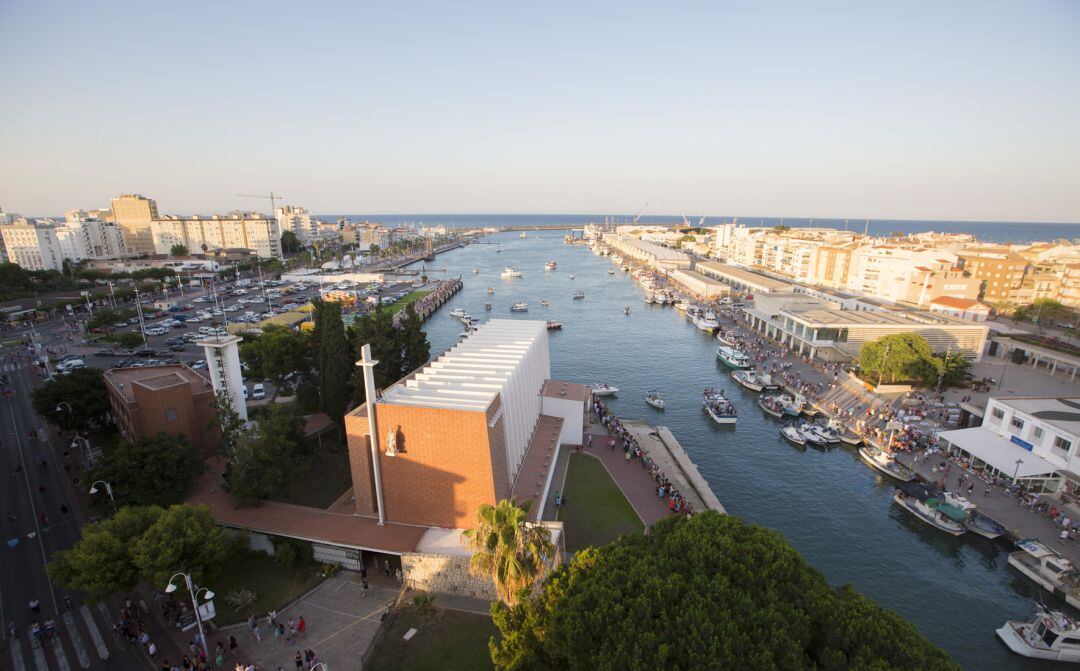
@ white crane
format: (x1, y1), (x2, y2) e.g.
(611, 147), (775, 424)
(236, 192), (284, 216)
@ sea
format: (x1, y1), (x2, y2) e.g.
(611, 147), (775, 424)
(402, 231), (1059, 671)
(326, 214), (1080, 245)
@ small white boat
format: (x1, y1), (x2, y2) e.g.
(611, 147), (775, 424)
(1007, 539), (1080, 607)
(470, 267), (480, 274)
(509, 302), (528, 312)
(608, 268), (615, 275)
(892, 490), (966, 536)
(568, 273), (575, 279)
(501, 267), (524, 278)
(998, 607), (1080, 663)
(590, 382), (618, 397)
(858, 446), (916, 482)
(674, 300), (690, 312)
(964, 510), (1007, 539)
(731, 369), (763, 392)
(539, 299), (550, 306)
(781, 425), (806, 446)
(693, 313), (719, 332)
(716, 346), (751, 369)
(758, 395), (785, 419)
(487, 287), (495, 294)
(715, 331), (737, 347)
(545, 260), (557, 270)
(449, 307), (466, 318)
(519, 232), (527, 239)
(572, 291), (585, 300)
(645, 390), (665, 410)
(623, 306), (631, 315)
(644, 291), (655, 304)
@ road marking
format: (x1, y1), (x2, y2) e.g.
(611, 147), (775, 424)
(61, 611), (89, 668)
(80, 606), (108, 660)
(50, 632), (72, 671)
(31, 640), (47, 671)
(9, 639), (27, 671)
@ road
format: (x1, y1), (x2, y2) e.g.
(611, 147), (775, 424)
(1, 361), (146, 670)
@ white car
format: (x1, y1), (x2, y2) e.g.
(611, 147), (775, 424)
(242, 386), (249, 400)
(252, 383), (266, 400)
(186, 317), (202, 324)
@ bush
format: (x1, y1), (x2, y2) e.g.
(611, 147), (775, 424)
(271, 537), (313, 569)
(225, 589), (258, 610)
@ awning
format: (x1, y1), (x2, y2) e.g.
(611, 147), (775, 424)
(937, 427), (1058, 478)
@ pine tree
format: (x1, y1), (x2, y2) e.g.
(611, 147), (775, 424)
(313, 300), (352, 421)
(399, 302), (431, 375)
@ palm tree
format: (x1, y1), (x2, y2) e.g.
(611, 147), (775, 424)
(462, 499), (554, 605)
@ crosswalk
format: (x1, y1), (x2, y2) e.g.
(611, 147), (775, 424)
(7, 604), (115, 671)
(2, 362), (26, 373)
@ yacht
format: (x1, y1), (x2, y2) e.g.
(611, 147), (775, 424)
(997, 607), (1080, 662)
(509, 302), (529, 312)
(694, 312), (719, 332)
(545, 260), (557, 270)
(702, 389), (737, 425)
(546, 320), (563, 330)
(892, 489), (966, 536)
(1008, 539), (1080, 607)
(501, 267), (524, 278)
(858, 446), (916, 482)
(716, 346), (751, 369)
(590, 382), (618, 397)
(645, 390), (666, 410)
(449, 307), (466, 318)
(572, 291), (585, 300)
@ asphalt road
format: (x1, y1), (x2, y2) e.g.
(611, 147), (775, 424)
(1, 362), (146, 671)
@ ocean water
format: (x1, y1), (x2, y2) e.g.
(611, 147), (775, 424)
(404, 231), (1053, 671)
(327, 213), (1080, 245)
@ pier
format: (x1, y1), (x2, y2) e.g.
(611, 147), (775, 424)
(391, 278), (462, 327)
(623, 421), (726, 514)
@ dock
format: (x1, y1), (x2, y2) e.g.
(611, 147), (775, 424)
(622, 420), (726, 514)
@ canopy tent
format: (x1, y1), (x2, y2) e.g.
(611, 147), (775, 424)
(937, 427), (1058, 479)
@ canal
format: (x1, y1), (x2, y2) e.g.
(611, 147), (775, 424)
(408, 231), (1048, 670)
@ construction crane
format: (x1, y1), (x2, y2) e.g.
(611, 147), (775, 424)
(631, 202), (649, 226)
(236, 192), (284, 216)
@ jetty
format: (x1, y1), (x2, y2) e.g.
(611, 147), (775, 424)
(622, 420), (726, 515)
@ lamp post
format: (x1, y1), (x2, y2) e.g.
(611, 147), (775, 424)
(1013, 458), (1025, 482)
(81, 291), (94, 317)
(70, 435), (93, 464)
(89, 480), (115, 508)
(133, 287), (148, 348)
(311, 663), (329, 670)
(356, 344), (387, 525)
(165, 572), (212, 658)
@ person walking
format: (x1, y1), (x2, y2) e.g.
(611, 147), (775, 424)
(297, 616), (306, 639)
(361, 578), (369, 597)
(293, 651), (303, 670)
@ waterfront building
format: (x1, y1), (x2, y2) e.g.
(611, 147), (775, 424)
(956, 247), (1027, 304)
(151, 212), (282, 259)
(104, 364), (220, 457)
(928, 296), (991, 322)
(846, 246), (962, 304)
(354, 223), (391, 249)
(811, 242), (859, 289)
(110, 194), (159, 255)
(1059, 264), (1080, 308)
(603, 234), (691, 269)
(695, 260), (794, 295)
(670, 268), (728, 298)
(725, 227), (859, 283)
(936, 396), (1080, 493)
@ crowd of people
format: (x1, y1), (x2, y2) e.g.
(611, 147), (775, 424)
(390, 278), (463, 326)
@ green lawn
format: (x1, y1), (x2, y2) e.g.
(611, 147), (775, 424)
(205, 552), (324, 626)
(557, 454), (644, 553)
(387, 289), (431, 316)
(366, 605), (497, 671)
(270, 447), (352, 509)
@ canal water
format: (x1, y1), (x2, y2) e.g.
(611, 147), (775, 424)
(408, 231), (1047, 670)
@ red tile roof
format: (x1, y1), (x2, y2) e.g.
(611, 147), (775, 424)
(930, 296), (988, 311)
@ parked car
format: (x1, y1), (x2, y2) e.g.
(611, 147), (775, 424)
(191, 360), (208, 370)
(252, 383), (266, 400)
(167, 344), (186, 352)
(94, 350), (117, 357)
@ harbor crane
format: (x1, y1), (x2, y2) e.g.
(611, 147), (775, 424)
(236, 192), (284, 215)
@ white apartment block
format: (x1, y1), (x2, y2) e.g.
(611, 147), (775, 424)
(276, 205), (319, 243)
(1, 221), (64, 270)
(152, 213), (282, 259)
(846, 246), (960, 304)
(61, 211), (126, 258)
(726, 227), (858, 283)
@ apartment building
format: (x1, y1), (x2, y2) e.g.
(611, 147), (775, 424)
(956, 247), (1027, 304)
(276, 205), (319, 243)
(845, 246), (962, 304)
(811, 243), (859, 289)
(110, 194), (159, 255)
(900, 262), (981, 308)
(1059, 265), (1080, 308)
(0, 220), (63, 270)
(726, 227), (859, 283)
(151, 212), (282, 259)
(354, 223), (391, 249)
(61, 210), (126, 258)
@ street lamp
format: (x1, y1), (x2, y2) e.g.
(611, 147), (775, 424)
(311, 663), (329, 670)
(70, 435), (93, 464)
(89, 480), (115, 507)
(165, 572), (212, 658)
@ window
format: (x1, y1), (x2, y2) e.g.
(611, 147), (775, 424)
(1010, 417), (1024, 431)
(1054, 436), (1073, 452)
(991, 407), (1005, 420)
(1033, 426), (1044, 440)
(164, 408), (178, 421)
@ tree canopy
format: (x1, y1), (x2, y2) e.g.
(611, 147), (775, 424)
(490, 512), (956, 671)
(130, 504), (232, 588)
(88, 433), (205, 508)
(857, 333), (939, 386)
(349, 304), (431, 402)
(463, 500), (553, 606)
(227, 405), (307, 505)
(170, 243), (189, 257)
(281, 230), (302, 254)
(313, 299), (352, 421)
(239, 324), (312, 390)
(32, 367), (111, 432)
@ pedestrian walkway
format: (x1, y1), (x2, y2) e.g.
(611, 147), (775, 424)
(6, 603), (120, 671)
(582, 430), (676, 526)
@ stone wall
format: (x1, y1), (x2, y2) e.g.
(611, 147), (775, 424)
(401, 552), (497, 600)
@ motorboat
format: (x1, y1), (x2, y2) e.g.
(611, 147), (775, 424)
(608, 268), (615, 275)
(645, 390), (666, 410)
(716, 346), (751, 369)
(858, 446), (916, 482)
(449, 307), (466, 318)
(539, 299), (550, 306)
(731, 369), (764, 392)
(572, 291), (585, 300)
(674, 301), (690, 312)
(590, 382), (618, 397)
(715, 331), (737, 347)
(780, 425), (807, 446)
(797, 422), (829, 447)
(694, 312), (719, 332)
(501, 267), (524, 278)
(964, 510), (1007, 540)
(892, 490), (966, 536)
(758, 394), (785, 419)
(470, 267), (480, 273)
(782, 394), (806, 416)
(546, 320), (563, 330)
(487, 287), (495, 294)
(545, 260), (557, 270)
(998, 607), (1080, 663)
(624, 306), (631, 315)
(509, 302), (528, 312)
(1008, 539), (1080, 607)
(519, 232), (527, 238)
(702, 388), (737, 425)
(568, 273), (575, 279)
(484, 303), (492, 311)
(644, 291), (655, 304)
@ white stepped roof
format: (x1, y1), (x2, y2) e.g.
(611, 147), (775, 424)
(379, 319), (549, 412)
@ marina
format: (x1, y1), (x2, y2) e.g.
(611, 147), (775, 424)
(408, 230), (1070, 670)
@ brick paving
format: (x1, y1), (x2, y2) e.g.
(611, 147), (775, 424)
(581, 429), (673, 526)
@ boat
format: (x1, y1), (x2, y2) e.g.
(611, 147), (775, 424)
(693, 312), (719, 332)
(838, 431), (864, 446)
(1008, 539), (1080, 607)
(501, 267), (524, 278)
(496, 245), (502, 253)
(623, 306), (631, 315)
(702, 388), (738, 425)
(572, 291), (585, 300)
(644, 291), (655, 304)
(568, 273), (575, 279)
(539, 299), (549, 306)
(858, 446), (916, 482)
(470, 267), (479, 274)
(590, 382), (618, 397)
(608, 268), (615, 275)
(892, 490), (966, 536)
(519, 232), (527, 238)
(645, 390), (666, 410)
(964, 510), (1007, 540)
(731, 369), (764, 392)
(781, 394), (806, 416)
(487, 287), (495, 294)
(509, 302), (528, 312)
(716, 346), (751, 369)
(545, 260), (557, 270)
(797, 422), (829, 446)
(781, 425), (807, 446)
(674, 300), (690, 312)
(715, 331), (737, 347)
(449, 307), (466, 317)
(998, 607), (1080, 663)
(484, 303), (492, 311)
(546, 320), (563, 330)
(758, 395), (785, 418)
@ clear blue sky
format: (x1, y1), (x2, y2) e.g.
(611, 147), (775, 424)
(2, 1), (1078, 222)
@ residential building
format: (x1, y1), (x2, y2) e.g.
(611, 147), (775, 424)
(846, 246), (962, 304)
(61, 210), (126, 258)
(928, 296), (991, 322)
(899, 262), (982, 308)
(276, 205), (318, 243)
(151, 212), (282, 259)
(354, 224), (391, 249)
(936, 396), (1080, 493)
(811, 243), (859, 289)
(0, 220), (63, 270)
(1012, 269), (1062, 304)
(110, 194), (159, 255)
(726, 227), (859, 283)
(104, 364), (219, 457)
(956, 247), (1027, 304)
(1059, 265), (1080, 308)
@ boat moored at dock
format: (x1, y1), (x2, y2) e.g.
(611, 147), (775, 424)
(716, 345), (751, 369)
(781, 425), (807, 446)
(1008, 539), (1080, 608)
(964, 510), (1007, 540)
(997, 607), (1080, 663)
(893, 489), (966, 536)
(858, 445), (916, 482)
(731, 369), (764, 392)
(590, 382), (619, 397)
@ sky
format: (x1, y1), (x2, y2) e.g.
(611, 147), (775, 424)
(1, 1), (1078, 222)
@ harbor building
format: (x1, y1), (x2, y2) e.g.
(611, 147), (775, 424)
(936, 396), (1080, 493)
(670, 268), (729, 299)
(104, 364), (219, 457)
(602, 235), (691, 270)
(695, 260), (794, 295)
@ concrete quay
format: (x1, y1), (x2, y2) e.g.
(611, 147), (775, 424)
(621, 420), (726, 515)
